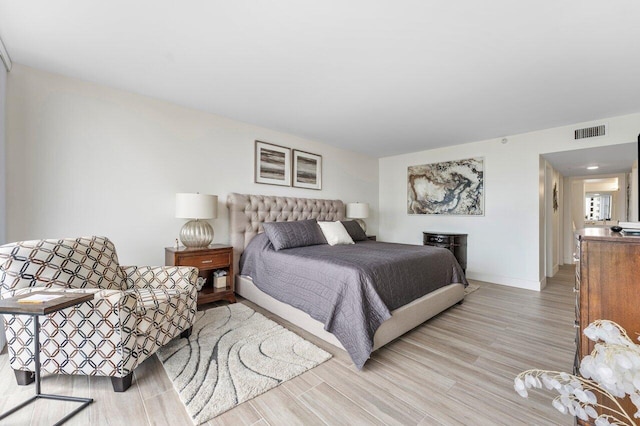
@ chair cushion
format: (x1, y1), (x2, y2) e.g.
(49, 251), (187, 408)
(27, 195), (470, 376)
(131, 287), (182, 336)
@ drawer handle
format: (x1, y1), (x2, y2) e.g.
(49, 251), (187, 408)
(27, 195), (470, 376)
(201, 260), (213, 264)
(574, 321), (580, 329)
(573, 288), (579, 293)
(572, 254), (579, 262)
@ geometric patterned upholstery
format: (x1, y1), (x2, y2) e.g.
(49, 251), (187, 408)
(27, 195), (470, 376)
(0, 236), (127, 294)
(0, 236), (198, 380)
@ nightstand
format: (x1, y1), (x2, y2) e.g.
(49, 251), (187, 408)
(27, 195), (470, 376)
(165, 244), (236, 306)
(366, 235), (377, 241)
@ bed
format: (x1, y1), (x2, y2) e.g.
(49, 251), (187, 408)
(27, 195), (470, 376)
(227, 193), (466, 368)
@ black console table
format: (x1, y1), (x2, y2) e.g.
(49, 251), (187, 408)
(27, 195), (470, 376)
(423, 232), (468, 273)
(0, 291), (95, 425)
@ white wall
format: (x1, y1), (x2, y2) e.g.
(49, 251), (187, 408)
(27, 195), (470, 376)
(562, 177), (574, 264)
(557, 173), (563, 270)
(6, 65), (379, 265)
(0, 56), (6, 351)
(632, 160), (639, 222)
(379, 113), (640, 290)
(544, 162), (562, 278)
(0, 62), (6, 245)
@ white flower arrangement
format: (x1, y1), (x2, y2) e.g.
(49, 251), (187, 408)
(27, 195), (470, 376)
(515, 320), (640, 426)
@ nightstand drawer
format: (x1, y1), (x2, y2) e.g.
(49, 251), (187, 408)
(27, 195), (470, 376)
(178, 252), (230, 269)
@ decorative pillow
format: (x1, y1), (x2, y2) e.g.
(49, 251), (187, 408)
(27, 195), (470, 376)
(341, 220), (368, 242)
(318, 221), (355, 246)
(262, 220), (326, 251)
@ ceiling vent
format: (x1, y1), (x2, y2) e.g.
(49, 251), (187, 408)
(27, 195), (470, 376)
(574, 124), (607, 140)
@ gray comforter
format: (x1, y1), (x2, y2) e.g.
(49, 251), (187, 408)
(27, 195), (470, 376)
(239, 234), (467, 369)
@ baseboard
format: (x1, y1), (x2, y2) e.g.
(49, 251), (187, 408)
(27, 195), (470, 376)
(466, 271), (544, 291)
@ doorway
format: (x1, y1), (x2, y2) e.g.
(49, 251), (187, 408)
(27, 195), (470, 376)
(541, 142), (638, 279)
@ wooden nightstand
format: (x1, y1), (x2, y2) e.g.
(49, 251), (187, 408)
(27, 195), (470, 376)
(165, 244), (236, 306)
(366, 235), (377, 241)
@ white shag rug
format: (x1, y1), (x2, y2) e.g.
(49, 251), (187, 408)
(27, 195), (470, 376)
(465, 283), (480, 295)
(157, 303), (332, 424)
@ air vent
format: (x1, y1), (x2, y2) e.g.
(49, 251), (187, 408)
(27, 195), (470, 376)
(574, 124), (607, 140)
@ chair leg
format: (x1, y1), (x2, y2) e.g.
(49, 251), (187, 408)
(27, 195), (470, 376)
(180, 326), (192, 339)
(111, 372), (133, 392)
(14, 369), (35, 385)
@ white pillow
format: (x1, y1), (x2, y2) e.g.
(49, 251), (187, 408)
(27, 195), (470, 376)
(318, 221), (355, 246)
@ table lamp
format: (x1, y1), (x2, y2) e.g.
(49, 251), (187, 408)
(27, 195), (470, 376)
(176, 193), (218, 248)
(346, 202), (369, 233)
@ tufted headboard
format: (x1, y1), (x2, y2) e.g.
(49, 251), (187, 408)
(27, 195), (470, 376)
(226, 193), (345, 274)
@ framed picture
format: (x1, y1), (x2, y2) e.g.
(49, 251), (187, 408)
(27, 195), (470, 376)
(255, 141), (291, 186)
(407, 157), (484, 215)
(292, 150), (322, 190)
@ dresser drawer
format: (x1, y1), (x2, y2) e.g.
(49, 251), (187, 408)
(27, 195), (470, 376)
(424, 234), (452, 245)
(427, 243), (451, 250)
(178, 252), (230, 269)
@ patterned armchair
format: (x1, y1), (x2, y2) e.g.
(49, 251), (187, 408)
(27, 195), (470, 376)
(0, 236), (198, 392)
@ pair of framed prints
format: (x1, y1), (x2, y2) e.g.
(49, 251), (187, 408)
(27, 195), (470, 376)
(254, 140), (322, 190)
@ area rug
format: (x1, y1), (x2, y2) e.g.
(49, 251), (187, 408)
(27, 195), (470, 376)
(156, 303), (332, 424)
(465, 283), (480, 295)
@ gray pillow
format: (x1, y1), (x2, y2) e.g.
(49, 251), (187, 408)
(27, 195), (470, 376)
(262, 220), (327, 251)
(341, 220), (368, 241)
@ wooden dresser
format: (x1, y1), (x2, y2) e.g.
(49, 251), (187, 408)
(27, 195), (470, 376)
(423, 232), (468, 273)
(575, 228), (640, 420)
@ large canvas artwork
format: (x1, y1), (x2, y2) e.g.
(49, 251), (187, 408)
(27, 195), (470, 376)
(407, 157), (484, 215)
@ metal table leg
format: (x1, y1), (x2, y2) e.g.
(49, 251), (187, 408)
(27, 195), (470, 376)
(0, 314), (94, 425)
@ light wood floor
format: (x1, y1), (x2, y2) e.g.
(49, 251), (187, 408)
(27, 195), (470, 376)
(0, 267), (576, 425)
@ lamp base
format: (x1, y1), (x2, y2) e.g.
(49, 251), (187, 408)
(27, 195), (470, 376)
(354, 219), (367, 233)
(180, 219), (214, 248)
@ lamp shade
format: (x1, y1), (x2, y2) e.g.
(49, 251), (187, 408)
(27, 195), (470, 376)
(346, 202), (369, 219)
(175, 193), (218, 219)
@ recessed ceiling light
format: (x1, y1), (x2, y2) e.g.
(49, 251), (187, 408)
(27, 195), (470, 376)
(587, 166), (599, 170)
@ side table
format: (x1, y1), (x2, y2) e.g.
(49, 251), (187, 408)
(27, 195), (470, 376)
(0, 291), (95, 425)
(165, 245), (236, 307)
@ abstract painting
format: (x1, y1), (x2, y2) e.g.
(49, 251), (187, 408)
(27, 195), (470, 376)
(255, 141), (291, 186)
(292, 150), (322, 190)
(407, 157), (484, 215)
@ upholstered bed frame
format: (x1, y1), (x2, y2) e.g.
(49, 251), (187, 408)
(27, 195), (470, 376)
(226, 193), (465, 352)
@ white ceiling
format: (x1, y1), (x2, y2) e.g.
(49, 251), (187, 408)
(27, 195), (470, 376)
(542, 142), (637, 177)
(1, 1), (640, 157)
